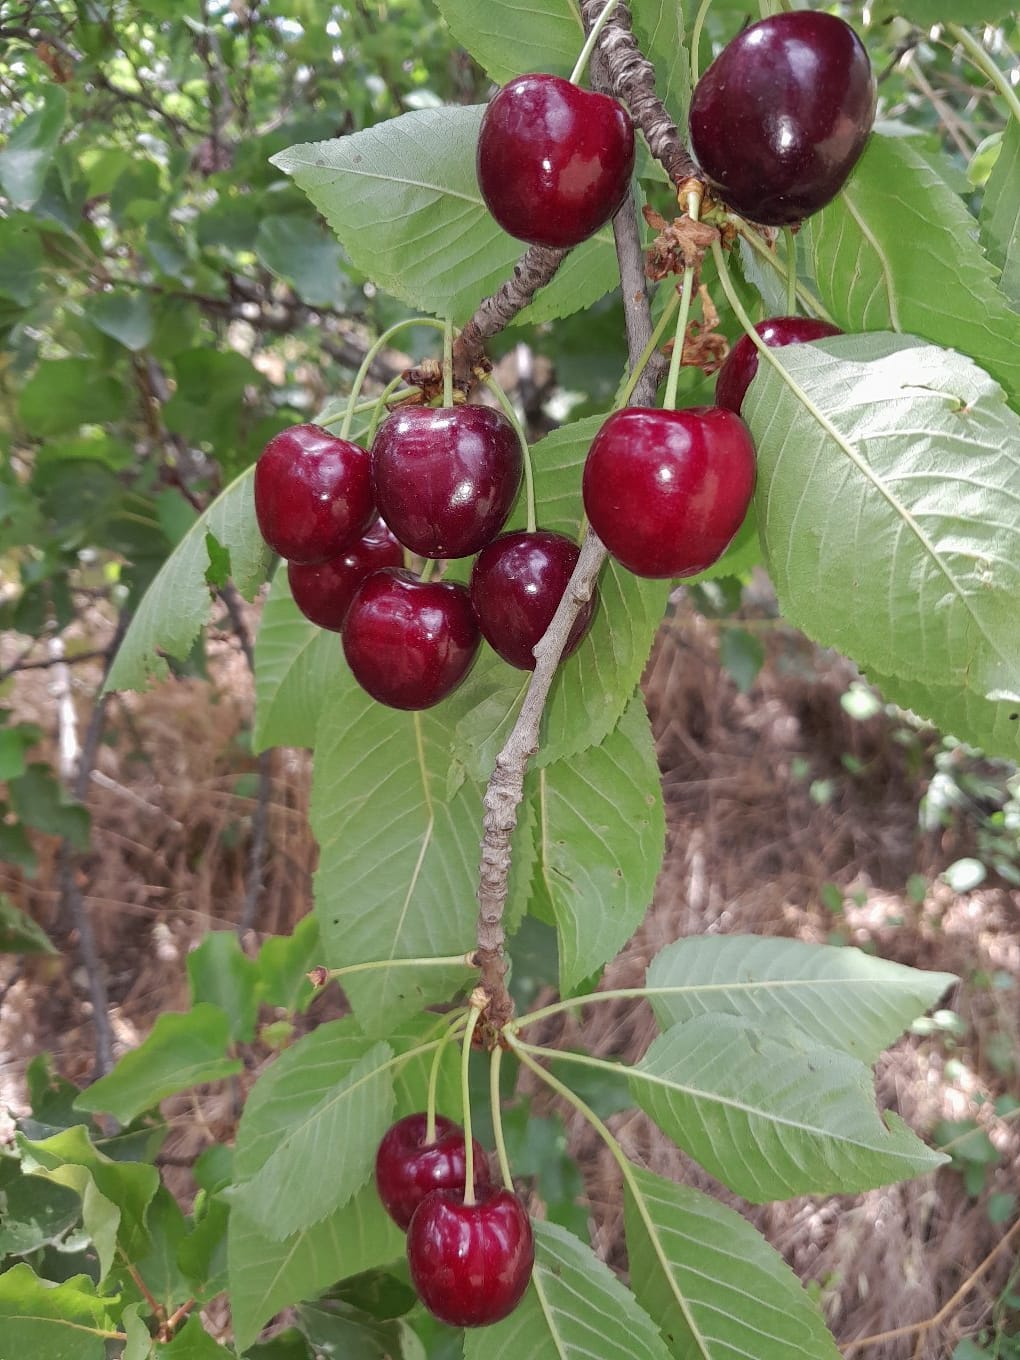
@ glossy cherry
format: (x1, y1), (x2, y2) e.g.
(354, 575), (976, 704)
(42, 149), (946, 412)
(470, 530), (596, 671)
(342, 568), (481, 710)
(477, 73), (635, 248)
(372, 405), (522, 559)
(254, 423), (375, 565)
(407, 1186), (534, 1328)
(287, 519), (403, 632)
(582, 407), (756, 579)
(375, 1114), (491, 1231)
(715, 317), (843, 414)
(689, 12), (875, 225)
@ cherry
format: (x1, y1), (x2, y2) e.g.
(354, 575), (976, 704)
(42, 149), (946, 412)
(342, 567), (481, 710)
(476, 74), (635, 248)
(688, 12), (875, 226)
(372, 405), (522, 560)
(254, 423), (375, 565)
(287, 519), (403, 632)
(406, 1186), (534, 1327)
(582, 407), (756, 579)
(375, 1113), (492, 1231)
(715, 317), (843, 415)
(470, 530), (596, 671)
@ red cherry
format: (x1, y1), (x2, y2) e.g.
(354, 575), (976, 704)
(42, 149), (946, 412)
(582, 407), (756, 579)
(689, 12), (875, 225)
(342, 568), (481, 710)
(715, 317), (843, 414)
(477, 74), (635, 248)
(375, 1114), (492, 1231)
(407, 1187), (534, 1327)
(372, 406), (522, 560)
(254, 423), (375, 565)
(470, 530), (596, 671)
(287, 519), (403, 632)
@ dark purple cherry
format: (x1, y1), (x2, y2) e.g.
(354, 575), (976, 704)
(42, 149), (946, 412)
(470, 530), (596, 671)
(375, 1114), (491, 1231)
(254, 423), (375, 565)
(342, 568), (481, 710)
(287, 519), (403, 632)
(372, 405), (522, 559)
(582, 407), (756, 579)
(477, 74), (635, 248)
(407, 1186), (534, 1328)
(689, 12), (875, 225)
(715, 317), (843, 414)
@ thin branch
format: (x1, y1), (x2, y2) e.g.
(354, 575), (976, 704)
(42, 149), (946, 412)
(453, 245), (569, 385)
(0, 648), (109, 683)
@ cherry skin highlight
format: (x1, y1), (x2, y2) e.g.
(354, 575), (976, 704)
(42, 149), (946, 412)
(470, 530), (596, 671)
(406, 1186), (534, 1328)
(287, 519), (403, 632)
(477, 73), (635, 248)
(342, 568), (481, 710)
(715, 317), (843, 414)
(254, 423), (375, 565)
(582, 407), (756, 579)
(375, 1114), (491, 1231)
(688, 12), (875, 225)
(372, 405), (522, 559)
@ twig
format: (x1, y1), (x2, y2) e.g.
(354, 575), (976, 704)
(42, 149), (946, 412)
(453, 245), (569, 385)
(0, 648), (108, 684)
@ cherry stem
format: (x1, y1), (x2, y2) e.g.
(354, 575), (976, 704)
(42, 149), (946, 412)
(615, 286), (683, 409)
(662, 189), (703, 412)
(366, 374), (406, 446)
(489, 1044), (515, 1191)
(690, 0), (713, 85)
(783, 228), (797, 315)
(418, 557), (438, 584)
(948, 24), (1020, 125)
(319, 388), (419, 429)
(460, 999), (484, 1206)
(570, 0), (621, 85)
(443, 318), (455, 407)
(712, 237), (794, 376)
(731, 220), (835, 323)
(339, 317), (447, 440)
(484, 375), (537, 533)
(318, 953), (475, 983)
(426, 1010), (468, 1144)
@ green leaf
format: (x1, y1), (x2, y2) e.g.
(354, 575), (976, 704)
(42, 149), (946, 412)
(18, 359), (129, 438)
(187, 931), (260, 1044)
(630, 1014), (946, 1202)
(980, 118), (1020, 309)
(254, 564), (344, 750)
(865, 667), (1020, 762)
(123, 1302), (152, 1360)
(125, 1186), (190, 1313)
(0, 215), (44, 305)
(645, 934), (956, 1064)
(718, 627), (763, 694)
(271, 108), (620, 327)
(0, 1154), (81, 1255)
(535, 695), (664, 994)
(433, 0), (581, 82)
(464, 1218), (671, 1360)
(105, 467), (270, 691)
(0, 895), (57, 955)
(743, 334), (1020, 710)
(9, 765), (90, 848)
(157, 1317), (233, 1358)
(311, 672), (484, 1033)
(890, 0), (1014, 20)
(83, 290), (155, 351)
(0, 87), (68, 209)
(623, 1166), (842, 1360)
(255, 214), (351, 309)
(228, 1184), (404, 1354)
(255, 913), (320, 1014)
(631, 0), (691, 125)
(74, 1005), (242, 1124)
(0, 1264), (117, 1360)
(298, 1300), (423, 1360)
(806, 136), (1020, 408)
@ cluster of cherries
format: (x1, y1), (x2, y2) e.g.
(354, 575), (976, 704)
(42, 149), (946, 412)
(375, 1112), (534, 1327)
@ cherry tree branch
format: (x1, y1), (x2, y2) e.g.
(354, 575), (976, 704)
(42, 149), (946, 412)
(453, 245), (569, 385)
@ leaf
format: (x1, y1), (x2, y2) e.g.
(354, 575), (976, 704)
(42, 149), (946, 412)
(980, 118), (1020, 309)
(630, 1014), (946, 1202)
(806, 135), (1020, 408)
(271, 108), (620, 327)
(187, 931), (260, 1044)
(253, 564), (345, 750)
(0, 87), (68, 209)
(0, 1154), (81, 1255)
(0, 1264), (117, 1360)
(743, 334), (1020, 707)
(10, 765), (90, 848)
(535, 695), (664, 994)
(866, 666), (1020, 762)
(255, 213), (352, 309)
(74, 1005), (242, 1124)
(311, 672), (483, 1033)
(464, 1218), (671, 1360)
(157, 1317), (234, 1358)
(298, 1301), (423, 1360)
(84, 290), (155, 351)
(228, 1179), (404, 1352)
(105, 467), (271, 691)
(255, 912), (320, 1014)
(0, 896), (57, 955)
(18, 359), (129, 439)
(631, 0), (691, 125)
(645, 934), (957, 1064)
(623, 1166), (842, 1360)
(891, 0), (1014, 20)
(0, 215), (44, 305)
(123, 1302), (153, 1360)
(433, 0), (581, 82)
